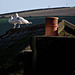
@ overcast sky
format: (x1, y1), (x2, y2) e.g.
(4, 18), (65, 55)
(0, 0), (75, 14)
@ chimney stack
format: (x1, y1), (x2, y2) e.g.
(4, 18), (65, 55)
(45, 17), (59, 36)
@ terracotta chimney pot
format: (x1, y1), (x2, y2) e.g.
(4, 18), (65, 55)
(45, 17), (59, 36)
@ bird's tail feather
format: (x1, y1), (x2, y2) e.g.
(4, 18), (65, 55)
(29, 22), (32, 24)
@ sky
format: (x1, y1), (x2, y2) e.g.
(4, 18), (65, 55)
(0, 0), (75, 14)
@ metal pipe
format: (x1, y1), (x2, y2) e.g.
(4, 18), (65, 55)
(45, 17), (59, 36)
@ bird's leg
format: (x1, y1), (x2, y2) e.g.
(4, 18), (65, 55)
(13, 24), (16, 29)
(18, 24), (20, 28)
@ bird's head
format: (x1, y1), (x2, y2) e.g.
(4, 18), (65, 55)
(14, 13), (19, 17)
(9, 16), (13, 19)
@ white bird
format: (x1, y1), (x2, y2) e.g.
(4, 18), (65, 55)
(8, 16), (17, 29)
(13, 13), (32, 28)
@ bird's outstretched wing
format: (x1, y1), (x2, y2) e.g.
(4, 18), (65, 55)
(16, 17), (29, 24)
